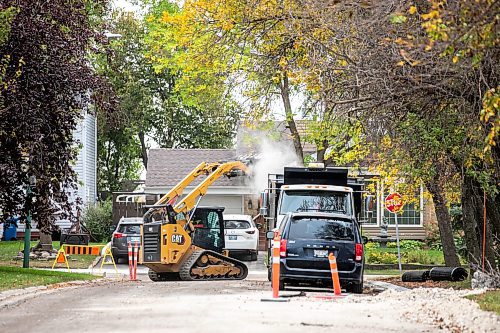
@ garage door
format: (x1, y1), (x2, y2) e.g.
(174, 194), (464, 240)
(199, 195), (243, 214)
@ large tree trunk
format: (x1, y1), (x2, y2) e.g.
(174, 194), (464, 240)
(486, 193), (500, 246)
(425, 178), (460, 267)
(279, 71), (304, 163)
(138, 131), (148, 170)
(462, 175), (497, 270)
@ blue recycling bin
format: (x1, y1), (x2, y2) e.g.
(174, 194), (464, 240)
(3, 218), (18, 241)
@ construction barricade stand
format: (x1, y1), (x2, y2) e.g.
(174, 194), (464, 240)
(51, 244), (118, 274)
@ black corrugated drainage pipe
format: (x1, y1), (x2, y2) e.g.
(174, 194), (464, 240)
(402, 270), (430, 282)
(429, 267), (468, 281)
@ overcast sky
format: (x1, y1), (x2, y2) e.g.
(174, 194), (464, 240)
(113, 0), (141, 11)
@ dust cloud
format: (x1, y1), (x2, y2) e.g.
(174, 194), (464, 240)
(243, 138), (301, 194)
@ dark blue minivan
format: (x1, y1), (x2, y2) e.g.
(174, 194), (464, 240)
(270, 212), (364, 293)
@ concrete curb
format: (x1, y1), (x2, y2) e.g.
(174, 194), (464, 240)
(0, 278), (117, 309)
(365, 280), (409, 292)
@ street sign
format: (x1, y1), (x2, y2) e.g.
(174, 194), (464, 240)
(384, 192), (404, 275)
(385, 192), (404, 213)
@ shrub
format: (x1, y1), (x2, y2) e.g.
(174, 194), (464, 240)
(366, 251), (398, 264)
(403, 250), (432, 265)
(385, 240), (424, 250)
(387, 242), (397, 248)
(365, 242), (380, 250)
(400, 240), (425, 250)
(83, 200), (113, 243)
(424, 217), (441, 248)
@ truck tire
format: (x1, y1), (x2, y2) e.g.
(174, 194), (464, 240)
(347, 281), (363, 294)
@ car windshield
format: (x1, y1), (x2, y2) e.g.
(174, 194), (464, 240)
(118, 224), (141, 234)
(279, 190), (351, 215)
(224, 220), (251, 229)
(288, 218), (355, 241)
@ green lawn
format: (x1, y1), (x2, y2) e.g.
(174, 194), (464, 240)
(0, 266), (97, 292)
(466, 290), (500, 315)
(365, 269), (402, 275)
(0, 241), (105, 269)
(366, 247), (446, 265)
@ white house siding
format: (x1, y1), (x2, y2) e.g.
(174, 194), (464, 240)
(72, 111), (97, 206)
(198, 195), (244, 214)
(15, 112), (97, 236)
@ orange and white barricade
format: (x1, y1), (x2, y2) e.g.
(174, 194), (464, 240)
(52, 244), (117, 274)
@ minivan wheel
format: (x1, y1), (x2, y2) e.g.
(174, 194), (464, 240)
(347, 281), (363, 294)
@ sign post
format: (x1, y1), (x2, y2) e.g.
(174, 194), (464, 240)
(384, 192), (404, 275)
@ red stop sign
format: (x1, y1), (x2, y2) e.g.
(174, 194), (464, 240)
(385, 192), (404, 213)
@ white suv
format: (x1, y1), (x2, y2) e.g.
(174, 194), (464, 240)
(223, 214), (259, 261)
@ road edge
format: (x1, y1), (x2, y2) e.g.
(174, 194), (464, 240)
(0, 278), (119, 309)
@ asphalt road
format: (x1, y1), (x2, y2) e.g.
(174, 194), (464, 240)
(1, 256), (497, 332)
(0, 278), (442, 333)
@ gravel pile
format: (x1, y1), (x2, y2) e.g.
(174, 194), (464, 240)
(373, 288), (499, 332)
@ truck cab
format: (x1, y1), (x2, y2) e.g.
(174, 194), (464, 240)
(275, 184), (355, 228)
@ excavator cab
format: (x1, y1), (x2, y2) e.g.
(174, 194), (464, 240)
(191, 207), (225, 253)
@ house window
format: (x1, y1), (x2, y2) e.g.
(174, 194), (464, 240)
(360, 194), (378, 224)
(360, 179), (378, 225)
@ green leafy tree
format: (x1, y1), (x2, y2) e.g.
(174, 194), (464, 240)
(287, 0), (498, 267)
(95, 8), (239, 193)
(146, 0), (308, 161)
(0, 0), (112, 249)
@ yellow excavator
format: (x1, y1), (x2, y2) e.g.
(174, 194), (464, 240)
(140, 161), (250, 281)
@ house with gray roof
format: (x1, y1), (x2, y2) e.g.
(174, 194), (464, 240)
(145, 149), (256, 215)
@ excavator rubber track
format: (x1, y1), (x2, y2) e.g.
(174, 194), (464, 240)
(179, 250), (248, 281)
(148, 269), (180, 282)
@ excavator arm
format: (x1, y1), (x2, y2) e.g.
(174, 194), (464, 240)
(143, 162), (220, 222)
(173, 161), (249, 215)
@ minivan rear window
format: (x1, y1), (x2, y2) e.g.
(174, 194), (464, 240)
(118, 225), (141, 234)
(288, 218), (354, 241)
(224, 220), (251, 229)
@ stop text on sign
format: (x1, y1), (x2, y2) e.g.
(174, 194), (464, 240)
(385, 192), (404, 213)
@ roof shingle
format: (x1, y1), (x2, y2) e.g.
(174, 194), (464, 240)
(145, 149), (248, 188)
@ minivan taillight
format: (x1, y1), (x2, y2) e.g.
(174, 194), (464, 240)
(114, 232), (125, 239)
(280, 239), (287, 257)
(355, 243), (363, 261)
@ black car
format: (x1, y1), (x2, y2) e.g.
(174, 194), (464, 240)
(111, 217), (143, 262)
(269, 212), (365, 293)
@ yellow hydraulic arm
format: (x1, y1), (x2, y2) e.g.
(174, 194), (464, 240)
(144, 161), (249, 224)
(174, 161), (249, 215)
(143, 162), (220, 221)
